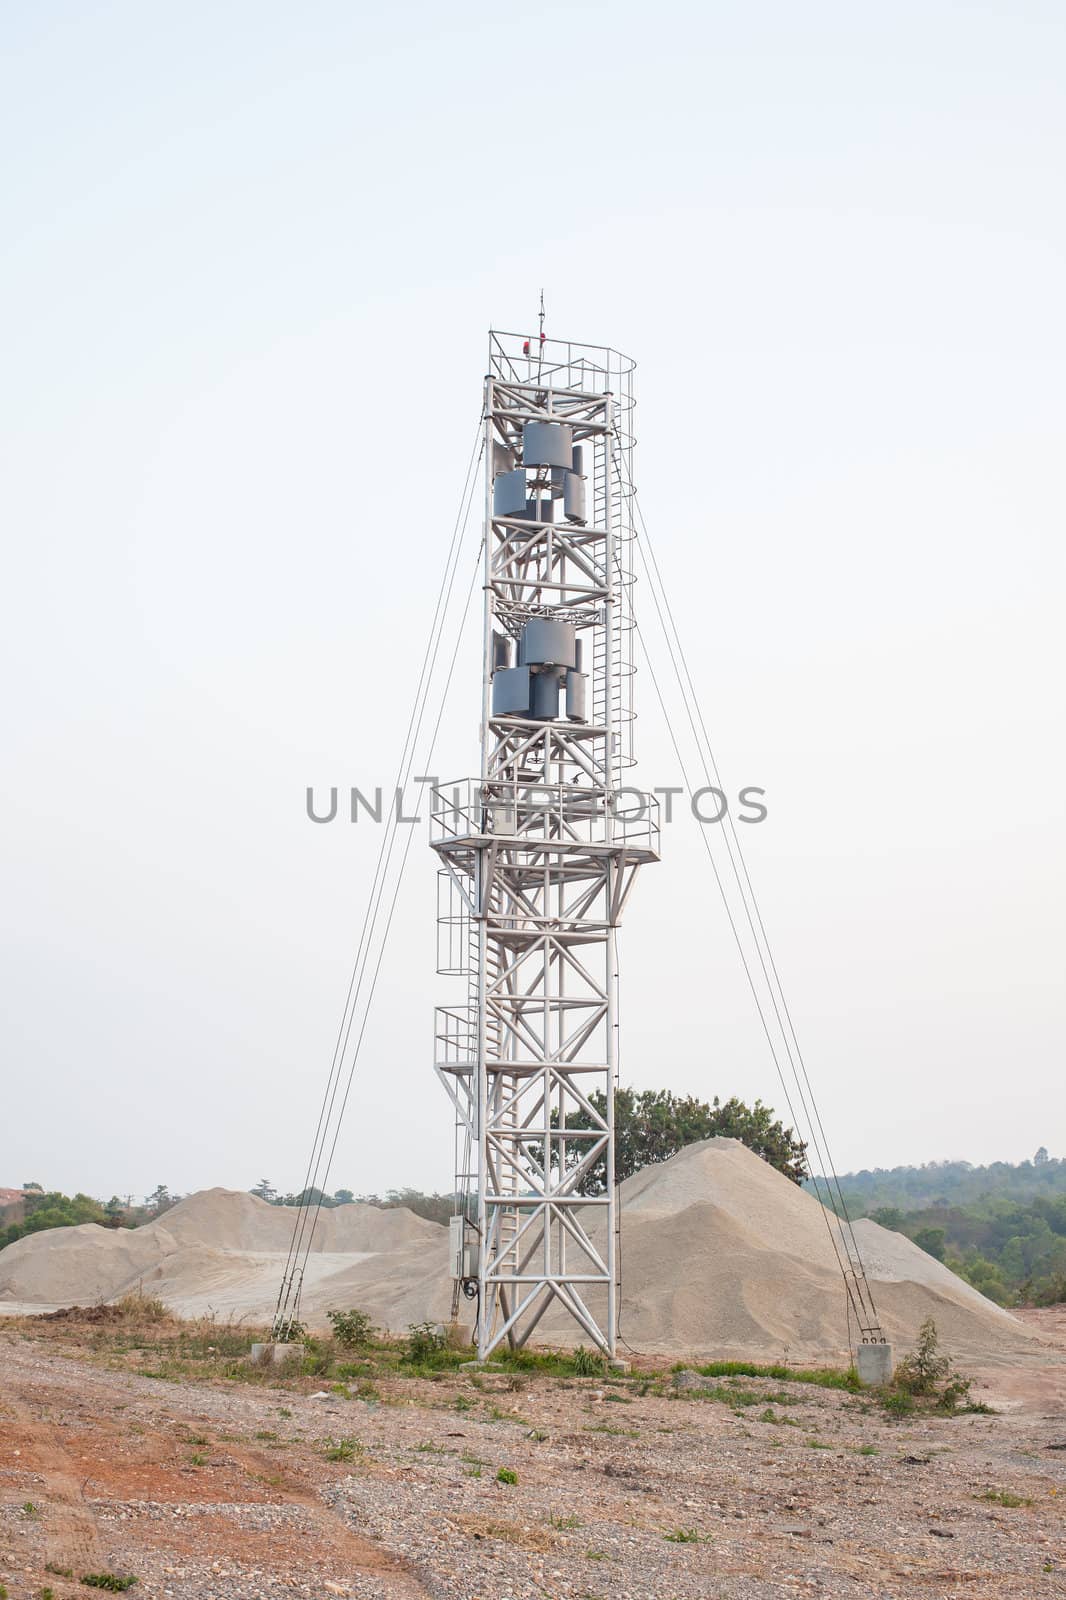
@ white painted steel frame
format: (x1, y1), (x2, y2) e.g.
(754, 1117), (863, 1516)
(432, 331), (657, 1359)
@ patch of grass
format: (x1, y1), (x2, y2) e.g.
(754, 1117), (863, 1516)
(585, 1549), (607, 1561)
(301, 1340), (336, 1378)
(976, 1489), (1032, 1508)
(416, 1441), (448, 1454)
(758, 1408), (798, 1427)
(496, 1466), (518, 1485)
(681, 1359), (861, 1392)
(188, 1452), (208, 1466)
(583, 1423), (639, 1437)
(572, 1345), (607, 1377)
(80, 1578), (138, 1592)
(322, 1437), (362, 1462)
(486, 1405), (531, 1425)
(40, 1589), (55, 1600)
(672, 1379), (795, 1409)
(464, 1463), (482, 1478)
(112, 1290), (168, 1324)
(806, 1439), (832, 1449)
(254, 1430), (278, 1440)
(881, 1390), (916, 1419)
(855, 1444), (879, 1456)
(45, 1566), (74, 1579)
(23, 1502), (40, 1518)
(549, 1511), (582, 1529)
(604, 1391), (632, 1404)
(664, 1527), (701, 1543)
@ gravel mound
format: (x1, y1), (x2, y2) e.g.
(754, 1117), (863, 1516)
(0, 1140), (1040, 1359)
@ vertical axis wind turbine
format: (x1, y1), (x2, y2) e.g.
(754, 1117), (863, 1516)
(431, 328), (659, 1360)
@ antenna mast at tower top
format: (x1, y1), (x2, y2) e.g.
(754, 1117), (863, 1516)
(430, 328), (659, 1360)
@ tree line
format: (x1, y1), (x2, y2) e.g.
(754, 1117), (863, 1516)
(820, 1149), (1066, 1307)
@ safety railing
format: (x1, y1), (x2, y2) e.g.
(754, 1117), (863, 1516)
(430, 778), (660, 856)
(434, 1004), (477, 1075)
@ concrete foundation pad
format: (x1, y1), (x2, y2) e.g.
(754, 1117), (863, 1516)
(856, 1342), (894, 1386)
(249, 1341), (303, 1369)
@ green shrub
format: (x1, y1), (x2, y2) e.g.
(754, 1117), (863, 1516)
(327, 1308), (376, 1349)
(274, 1319), (305, 1344)
(895, 1317), (950, 1396)
(407, 1321), (447, 1362)
(322, 1437), (362, 1462)
(881, 1389), (915, 1418)
(891, 1318), (981, 1413)
(496, 1466), (518, 1485)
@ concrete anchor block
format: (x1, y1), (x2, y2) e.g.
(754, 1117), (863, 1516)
(249, 1341), (303, 1369)
(856, 1342), (894, 1386)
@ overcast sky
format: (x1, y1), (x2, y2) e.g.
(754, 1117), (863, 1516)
(2, 1), (1063, 1204)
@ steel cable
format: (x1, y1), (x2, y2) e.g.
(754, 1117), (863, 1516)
(284, 540), (484, 1305)
(273, 426), (484, 1334)
(612, 447), (882, 1339)
(633, 493), (882, 1330)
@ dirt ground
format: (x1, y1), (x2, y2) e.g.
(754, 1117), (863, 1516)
(1, 1317), (1064, 1600)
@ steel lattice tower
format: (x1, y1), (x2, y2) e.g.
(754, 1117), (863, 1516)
(432, 330), (659, 1360)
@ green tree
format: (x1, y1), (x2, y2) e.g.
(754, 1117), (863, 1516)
(1, 1191), (107, 1250)
(550, 1087), (807, 1196)
(251, 1178), (277, 1202)
(913, 1227), (947, 1261)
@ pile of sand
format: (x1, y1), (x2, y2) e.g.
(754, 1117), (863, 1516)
(0, 1188), (450, 1330)
(0, 1141), (1043, 1361)
(544, 1138), (1029, 1362)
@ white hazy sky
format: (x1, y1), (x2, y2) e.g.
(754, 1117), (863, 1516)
(2, 1), (1063, 1204)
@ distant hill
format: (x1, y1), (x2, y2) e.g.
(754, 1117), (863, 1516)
(810, 1151), (1064, 1212)
(808, 1152), (1066, 1307)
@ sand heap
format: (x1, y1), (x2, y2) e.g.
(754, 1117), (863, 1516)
(0, 1190), (452, 1330)
(0, 1140), (1040, 1361)
(539, 1138), (1029, 1361)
